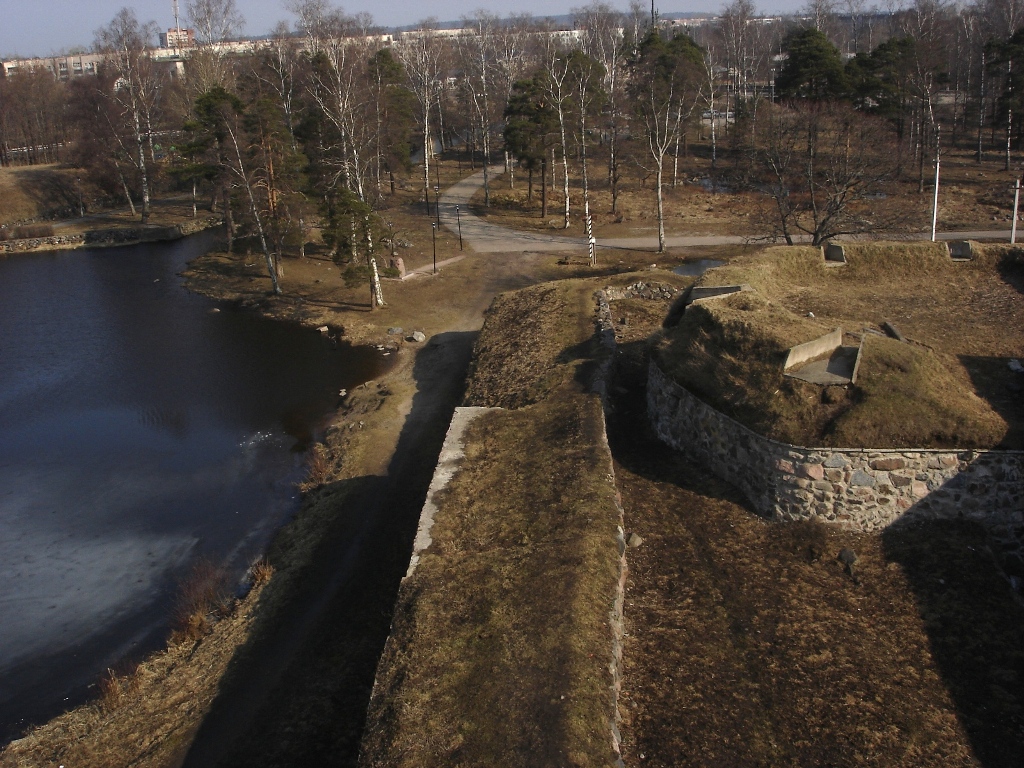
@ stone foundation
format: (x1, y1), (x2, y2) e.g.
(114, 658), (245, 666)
(647, 360), (1024, 534)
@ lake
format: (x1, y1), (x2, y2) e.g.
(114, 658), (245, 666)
(0, 232), (387, 743)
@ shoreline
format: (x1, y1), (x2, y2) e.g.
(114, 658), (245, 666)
(0, 215), (223, 255)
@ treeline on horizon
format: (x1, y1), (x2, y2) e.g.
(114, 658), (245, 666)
(2, 0), (1023, 281)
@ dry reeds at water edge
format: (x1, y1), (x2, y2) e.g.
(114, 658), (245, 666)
(170, 559), (232, 645)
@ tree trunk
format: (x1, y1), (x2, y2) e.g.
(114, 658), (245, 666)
(133, 109), (150, 224)
(656, 160), (665, 253)
(117, 163), (137, 217)
(370, 257), (386, 308)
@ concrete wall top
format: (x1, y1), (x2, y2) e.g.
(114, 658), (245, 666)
(784, 328), (843, 370)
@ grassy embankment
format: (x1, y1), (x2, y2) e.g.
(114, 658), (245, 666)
(655, 242), (1024, 448)
(360, 277), (652, 767)
(604, 281), (1024, 767)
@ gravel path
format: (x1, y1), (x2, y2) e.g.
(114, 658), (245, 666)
(439, 166), (1017, 253)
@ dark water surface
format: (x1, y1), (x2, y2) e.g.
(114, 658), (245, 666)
(0, 233), (386, 742)
(673, 258), (725, 276)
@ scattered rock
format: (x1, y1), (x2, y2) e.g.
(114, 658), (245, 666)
(1009, 359), (1024, 373)
(407, 331), (427, 343)
(838, 547), (859, 577)
(316, 326), (329, 334)
(387, 327), (404, 335)
(626, 532), (644, 548)
(881, 320), (905, 342)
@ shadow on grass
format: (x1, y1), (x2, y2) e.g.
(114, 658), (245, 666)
(960, 355), (1024, 449)
(882, 517), (1024, 768)
(996, 248), (1024, 296)
(604, 338), (751, 510)
(15, 167), (79, 217)
(182, 330), (478, 768)
(610, 329), (1024, 765)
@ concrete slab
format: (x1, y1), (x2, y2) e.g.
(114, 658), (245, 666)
(824, 243), (847, 263)
(404, 406), (500, 579)
(685, 284), (753, 307)
(784, 328), (843, 370)
(949, 240), (974, 260)
(785, 345), (860, 385)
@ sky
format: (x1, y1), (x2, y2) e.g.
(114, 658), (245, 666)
(0, 0), (807, 59)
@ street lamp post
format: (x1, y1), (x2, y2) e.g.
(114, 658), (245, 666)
(434, 185), (441, 228)
(930, 124), (941, 243)
(1012, 178), (1021, 244)
(431, 222), (437, 275)
(456, 204), (463, 250)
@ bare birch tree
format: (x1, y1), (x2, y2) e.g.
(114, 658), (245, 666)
(95, 8), (163, 224)
(628, 30), (706, 252)
(395, 23), (445, 206)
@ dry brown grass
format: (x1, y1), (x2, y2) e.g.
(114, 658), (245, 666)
(362, 278), (625, 767)
(472, 169), (762, 239)
(298, 442), (331, 493)
(170, 559), (230, 645)
(606, 292), (1024, 767)
(656, 242), (1024, 448)
(0, 582), (269, 768)
(0, 165), (68, 225)
(463, 280), (598, 408)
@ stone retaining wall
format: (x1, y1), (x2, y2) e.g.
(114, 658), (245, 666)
(647, 360), (1024, 535)
(0, 217), (222, 253)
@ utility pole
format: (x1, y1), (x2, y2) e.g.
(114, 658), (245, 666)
(930, 124), (941, 243)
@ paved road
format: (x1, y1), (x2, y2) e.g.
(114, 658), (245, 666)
(438, 166), (1018, 254)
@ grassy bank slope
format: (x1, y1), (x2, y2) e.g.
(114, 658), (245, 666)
(360, 280), (627, 767)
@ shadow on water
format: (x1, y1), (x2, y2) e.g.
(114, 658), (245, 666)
(882, 513), (1024, 768)
(182, 330), (478, 768)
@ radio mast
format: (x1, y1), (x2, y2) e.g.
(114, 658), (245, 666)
(172, 0), (181, 55)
